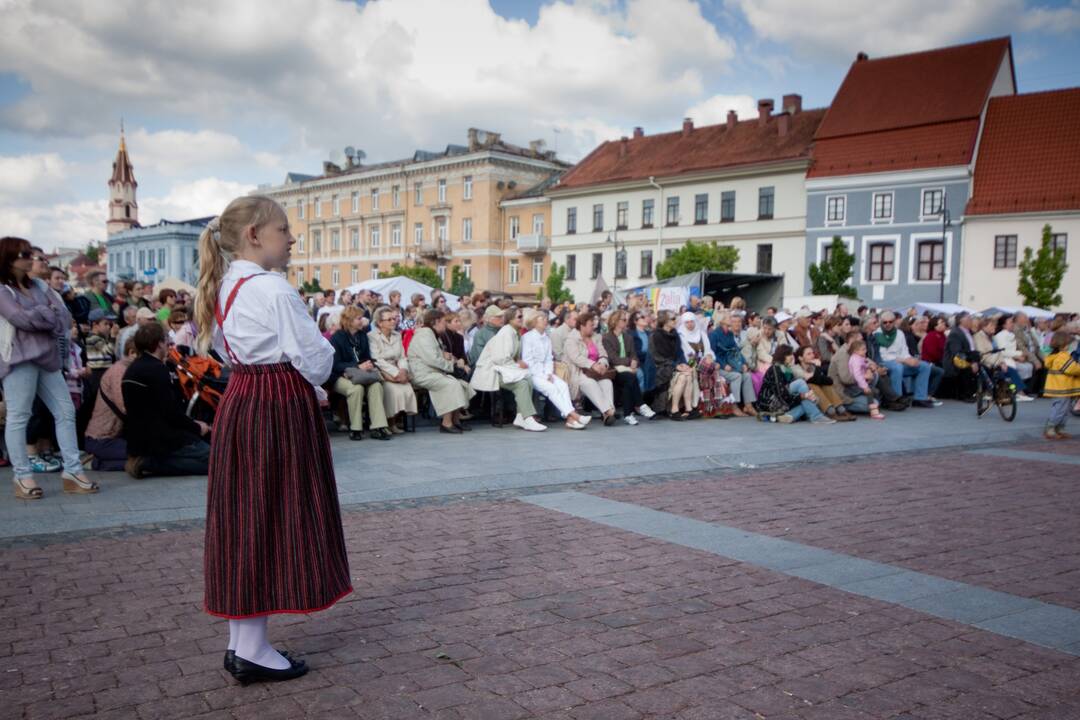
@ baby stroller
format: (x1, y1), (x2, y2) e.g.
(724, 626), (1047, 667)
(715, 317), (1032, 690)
(168, 347), (229, 423)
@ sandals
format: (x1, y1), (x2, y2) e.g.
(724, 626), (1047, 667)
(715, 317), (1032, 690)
(62, 472), (99, 494)
(13, 478), (43, 500)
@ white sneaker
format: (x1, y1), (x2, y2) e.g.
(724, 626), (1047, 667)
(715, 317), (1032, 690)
(578, 415), (593, 426)
(565, 419), (586, 430)
(1016, 394), (1035, 402)
(637, 405), (656, 419)
(624, 414), (639, 426)
(522, 416), (547, 431)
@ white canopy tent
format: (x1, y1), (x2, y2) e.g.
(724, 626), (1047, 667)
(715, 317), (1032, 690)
(979, 305), (1056, 319)
(896, 302), (975, 316)
(342, 277), (461, 311)
(155, 276), (196, 294)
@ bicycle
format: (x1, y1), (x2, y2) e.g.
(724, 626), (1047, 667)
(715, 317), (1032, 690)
(975, 365), (1018, 422)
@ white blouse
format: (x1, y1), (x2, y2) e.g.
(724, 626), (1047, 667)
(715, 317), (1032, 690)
(213, 260), (334, 386)
(521, 329), (554, 378)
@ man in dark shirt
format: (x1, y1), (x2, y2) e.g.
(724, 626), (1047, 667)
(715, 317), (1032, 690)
(121, 322), (211, 478)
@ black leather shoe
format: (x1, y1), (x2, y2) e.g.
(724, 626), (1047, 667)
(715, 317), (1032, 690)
(370, 428), (392, 440)
(454, 422), (472, 432)
(349, 431), (364, 441)
(229, 655), (308, 685)
(440, 424), (463, 434)
(225, 649), (292, 674)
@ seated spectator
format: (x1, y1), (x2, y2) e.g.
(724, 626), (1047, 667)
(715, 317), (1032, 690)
(1013, 311), (1045, 394)
(407, 309), (474, 433)
(471, 307), (547, 431)
(921, 315), (948, 367)
(943, 312), (979, 401)
(816, 316), (841, 364)
(845, 339), (886, 419)
(121, 322), (211, 478)
(85, 339), (138, 470)
(564, 311), (618, 425)
(467, 305), (504, 366)
(550, 308), (577, 361)
(368, 306), (418, 433)
(708, 311), (757, 416)
(791, 309), (819, 349)
(792, 345), (855, 421)
(170, 307), (197, 350)
(905, 314), (946, 398)
(676, 311), (731, 418)
(994, 314), (1035, 387)
(651, 310), (696, 420)
(437, 310), (469, 367)
(873, 311), (939, 408)
(630, 311), (656, 396)
(601, 310), (655, 425)
(521, 310), (589, 429)
(330, 306), (392, 441)
(743, 318), (778, 396)
(117, 306), (156, 357)
(755, 346), (836, 424)
(974, 316), (1034, 401)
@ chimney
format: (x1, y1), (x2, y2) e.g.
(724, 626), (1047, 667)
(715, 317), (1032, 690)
(726, 110), (737, 130)
(467, 128), (479, 150)
(777, 111), (790, 138)
(682, 117), (693, 136)
(856, 51), (868, 62)
(757, 99), (774, 126)
(782, 94), (802, 115)
(633, 126), (644, 139)
(619, 136), (629, 158)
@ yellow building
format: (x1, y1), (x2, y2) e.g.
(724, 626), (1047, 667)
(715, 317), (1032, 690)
(260, 129), (566, 294)
(499, 173), (560, 301)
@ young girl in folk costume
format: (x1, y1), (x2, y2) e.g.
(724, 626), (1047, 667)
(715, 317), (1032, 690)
(194, 196), (351, 685)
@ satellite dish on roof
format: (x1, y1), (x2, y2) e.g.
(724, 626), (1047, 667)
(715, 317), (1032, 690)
(344, 146), (355, 159)
(354, 149), (366, 163)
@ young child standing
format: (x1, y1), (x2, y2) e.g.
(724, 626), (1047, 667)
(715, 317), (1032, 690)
(194, 196), (351, 686)
(1042, 330), (1080, 440)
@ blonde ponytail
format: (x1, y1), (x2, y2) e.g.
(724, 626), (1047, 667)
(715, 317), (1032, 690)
(193, 195), (281, 355)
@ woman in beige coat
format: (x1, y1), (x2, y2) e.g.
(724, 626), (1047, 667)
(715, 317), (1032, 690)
(407, 309), (475, 433)
(368, 306), (418, 433)
(562, 311), (617, 425)
(469, 307), (546, 431)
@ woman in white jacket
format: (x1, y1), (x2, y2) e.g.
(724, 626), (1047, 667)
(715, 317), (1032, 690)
(994, 314), (1034, 382)
(521, 310), (590, 430)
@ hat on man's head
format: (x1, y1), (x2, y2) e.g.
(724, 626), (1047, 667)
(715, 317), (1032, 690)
(796, 309), (812, 319)
(774, 311), (792, 323)
(88, 308), (117, 323)
(483, 305), (502, 320)
(135, 307), (156, 321)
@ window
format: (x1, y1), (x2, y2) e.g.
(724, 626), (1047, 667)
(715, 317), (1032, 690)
(510, 216), (520, 239)
(721, 191), (735, 222)
(642, 199), (654, 228)
(694, 194), (708, 224)
(370, 225), (380, 247)
(758, 187), (774, 220)
(872, 192), (893, 222)
(463, 259), (472, 279)
(314, 196), (322, 217)
(592, 204), (603, 232)
(822, 242), (835, 264)
(371, 188), (379, 211)
(640, 250), (653, 278)
(666, 196), (679, 226)
(332, 268), (340, 286)
(826, 196), (846, 224)
(391, 223), (402, 247)
(509, 259), (520, 284)
(868, 242), (895, 281)
(296, 268), (304, 285)
(371, 264), (380, 280)
(1051, 233), (1068, 260)
(351, 191), (359, 214)
(532, 260), (543, 284)
(994, 235), (1017, 268)
(298, 200), (305, 219)
(332, 194), (340, 216)
(566, 254), (576, 280)
(414, 223), (423, 246)
(915, 240), (944, 281)
(437, 179), (447, 203)
(330, 229), (340, 251)
(314, 268), (321, 283)
(567, 207), (577, 234)
(756, 243), (773, 274)
(313, 230), (322, 253)
(665, 248), (675, 259)
(437, 219), (447, 242)
(532, 213), (544, 235)
(350, 227), (359, 251)
(462, 217), (472, 242)
(297, 233), (305, 253)
(351, 265), (358, 283)
(922, 189), (944, 218)
(591, 253), (602, 279)
(463, 176), (473, 200)
(616, 201), (628, 230)
(138, 249), (145, 270)
(157, 248), (165, 270)
(124, 250), (131, 269)
(392, 185), (400, 207)
(414, 182), (423, 205)
(614, 250), (627, 279)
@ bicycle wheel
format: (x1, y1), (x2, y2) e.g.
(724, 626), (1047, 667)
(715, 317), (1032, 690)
(975, 374), (992, 417)
(996, 379), (1017, 422)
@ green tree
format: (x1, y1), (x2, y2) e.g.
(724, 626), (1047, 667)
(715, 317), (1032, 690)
(655, 241), (738, 281)
(300, 278), (322, 294)
(1018, 224), (1069, 308)
(544, 262), (574, 304)
(387, 262), (443, 290)
(807, 236), (858, 297)
(449, 265), (474, 297)
(85, 241), (101, 265)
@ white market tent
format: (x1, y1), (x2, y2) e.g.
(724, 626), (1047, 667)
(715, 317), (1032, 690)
(155, 276), (196, 294)
(342, 277), (461, 311)
(896, 302), (974, 316)
(979, 305), (1056, 319)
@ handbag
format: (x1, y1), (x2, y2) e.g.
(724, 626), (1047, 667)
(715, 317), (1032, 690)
(344, 367), (382, 386)
(584, 366), (617, 381)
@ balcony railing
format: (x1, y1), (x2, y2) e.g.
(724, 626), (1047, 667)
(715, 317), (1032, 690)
(516, 233), (548, 254)
(419, 239), (451, 259)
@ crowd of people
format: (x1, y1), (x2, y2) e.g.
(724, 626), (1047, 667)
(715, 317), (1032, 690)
(3, 235), (1080, 501)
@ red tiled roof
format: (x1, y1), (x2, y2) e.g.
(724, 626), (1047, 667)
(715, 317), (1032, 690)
(815, 37), (1012, 140)
(556, 109), (827, 190)
(966, 88), (1080, 216)
(808, 119), (979, 178)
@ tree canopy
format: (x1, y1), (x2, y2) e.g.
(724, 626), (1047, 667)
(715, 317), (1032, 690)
(1017, 224), (1068, 308)
(655, 241), (738, 281)
(807, 236), (858, 298)
(387, 263), (443, 290)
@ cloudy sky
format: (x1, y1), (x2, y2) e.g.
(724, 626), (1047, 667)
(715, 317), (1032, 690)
(1, 0), (1078, 252)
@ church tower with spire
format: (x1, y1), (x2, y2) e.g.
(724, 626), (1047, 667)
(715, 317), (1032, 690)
(107, 123), (139, 236)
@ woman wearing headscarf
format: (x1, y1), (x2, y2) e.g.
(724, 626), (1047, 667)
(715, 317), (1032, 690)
(676, 311), (732, 418)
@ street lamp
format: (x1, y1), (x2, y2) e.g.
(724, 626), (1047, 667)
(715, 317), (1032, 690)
(938, 193), (952, 303)
(606, 231), (626, 293)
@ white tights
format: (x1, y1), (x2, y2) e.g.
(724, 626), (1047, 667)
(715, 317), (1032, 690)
(228, 617), (290, 669)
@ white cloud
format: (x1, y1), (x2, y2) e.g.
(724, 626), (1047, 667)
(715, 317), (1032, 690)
(1021, 2), (1080, 33)
(139, 178), (256, 225)
(684, 94), (759, 126)
(122, 129), (282, 178)
(0, 153), (69, 204)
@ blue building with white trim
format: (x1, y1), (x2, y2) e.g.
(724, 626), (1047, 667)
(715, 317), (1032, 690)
(107, 217), (211, 287)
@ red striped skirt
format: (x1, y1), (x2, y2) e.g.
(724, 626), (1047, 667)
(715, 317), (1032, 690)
(204, 362), (352, 618)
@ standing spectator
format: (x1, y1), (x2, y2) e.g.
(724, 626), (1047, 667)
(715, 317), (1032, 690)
(155, 288), (178, 322)
(1043, 331), (1080, 439)
(85, 271), (114, 314)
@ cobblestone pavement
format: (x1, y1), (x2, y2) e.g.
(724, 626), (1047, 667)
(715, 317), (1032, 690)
(2, 440), (1079, 719)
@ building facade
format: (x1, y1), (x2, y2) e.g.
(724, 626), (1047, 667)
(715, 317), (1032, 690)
(260, 129), (566, 293)
(547, 98), (824, 303)
(499, 173), (561, 301)
(804, 38), (1016, 307)
(107, 217), (210, 287)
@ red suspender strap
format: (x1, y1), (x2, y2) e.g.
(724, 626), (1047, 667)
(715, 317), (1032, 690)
(214, 274), (266, 363)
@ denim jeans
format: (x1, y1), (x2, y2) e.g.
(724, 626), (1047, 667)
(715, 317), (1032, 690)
(1048, 398), (1071, 430)
(883, 359), (930, 400)
(928, 364), (944, 397)
(144, 439), (211, 477)
(2, 363), (83, 480)
(786, 379), (824, 421)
